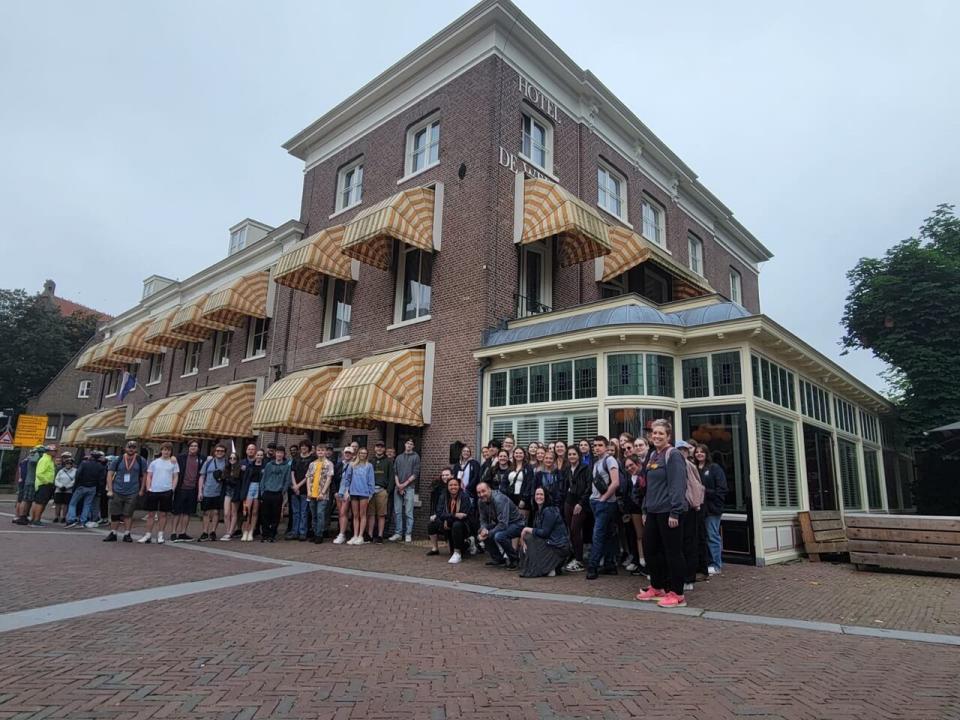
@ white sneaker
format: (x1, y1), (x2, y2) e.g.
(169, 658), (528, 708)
(404, 534), (412, 543)
(467, 537), (478, 555)
(220, 534), (232, 541)
(547, 569), (556, 577)
(387, 533), (402, 542)
(707, 565), (720, 576)
(565, 560), (584, 572)
(638, 557), (646, 568)
(84, 521), (98, 529)
(157, 532), (165, 544)
(333, 534), (346, 545)
(683, 582), (694, 592)
(448, 551), (462, 564)
(625, 562), (638, 572)
(354, 537), (365, 545)
(138, 533), (151, 544)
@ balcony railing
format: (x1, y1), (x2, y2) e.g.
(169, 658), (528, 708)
(514, 293), (552, 319)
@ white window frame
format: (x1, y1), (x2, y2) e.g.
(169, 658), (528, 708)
(729, 267), (742, 305)
(228, 227), (247, 255)
(520, 108), (553, 175)
(335, 158), (364, 212)
(210, 330), (232, 369)
(641, 196), (665, 247)
(182, 342), (201, 377)
(597, 162), (627, 222)
(394, 245), (433, 324)
(244, 317), (269, 360)
(323, 278), (354, 342)
(45, 424), (58, 439)
(104, 370), (120, 398)
(77, 380), (92, 399)
(688, 233), (704, 276)
(517, 240), (553, 318)
(405, 117), (440, 177)
(146, 353), (163, 385)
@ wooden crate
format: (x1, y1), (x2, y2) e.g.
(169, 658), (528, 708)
(846, 514), (960, 576)
(797, 510), (848, 562)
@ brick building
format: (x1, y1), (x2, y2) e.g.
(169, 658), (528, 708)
(32, 0), (914, 564)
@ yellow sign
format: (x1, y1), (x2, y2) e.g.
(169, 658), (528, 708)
(13, 414), (48, 448)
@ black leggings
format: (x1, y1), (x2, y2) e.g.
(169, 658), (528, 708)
(261, 491), (283, 539)
(643, 512), (685, 595)
(682, 507), (707, 582)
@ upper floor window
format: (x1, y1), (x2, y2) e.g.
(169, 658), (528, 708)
(245, 317), (269, 359)
(521, 111), (552, 173)
(396, 246), (433, 322)
(597, 164), (626, 221)
(147, 353), (163, 384)
(336, 158), (363, 212)
(688, 233), (704, 276)
(751, 354), (796, 411)
(325, 279), (354, 340)
(229, 227), (247, 255)
(77, 380), (92, 399)
(45, 423), (58, 439)
(406, 118), (440, 176)
(183, 342), (201, 376)
(729, 268), (742, 305)
(641, 197), (665, 247)
(517, 241), (552, 318)
(211, 330), (232, 368)
(104, 370), (121, 397)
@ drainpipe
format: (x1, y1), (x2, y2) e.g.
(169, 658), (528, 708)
(475, 357), (491, 449)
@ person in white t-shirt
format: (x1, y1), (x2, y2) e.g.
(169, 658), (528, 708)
(139, 442), (179, 545)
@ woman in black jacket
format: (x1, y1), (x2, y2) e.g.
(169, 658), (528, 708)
(426, 474), (475, 563)
(695, 443), (728, 575)
(519, 487), (571, 577)
(505, 447), (536, 521)
(562, 446), (592, 572)
(220, 451), (243, 541)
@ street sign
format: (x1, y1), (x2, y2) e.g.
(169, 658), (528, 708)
(12, 415), (48, 448)
(0, 430), (12, 451)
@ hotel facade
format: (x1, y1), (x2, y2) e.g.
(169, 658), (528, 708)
(30, 0), (914, 565)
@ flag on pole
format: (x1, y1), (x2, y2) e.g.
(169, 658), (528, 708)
(118, 372), (137, 401)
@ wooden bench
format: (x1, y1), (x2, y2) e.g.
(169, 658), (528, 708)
(798, 510), (848, 561)
(847, 514), (960, 576)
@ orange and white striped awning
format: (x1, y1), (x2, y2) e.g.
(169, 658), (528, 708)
(170, 294), (232, 340)
(320, 348), (426, 427)
(341, 187), (436, 270)
(521, 177), (611, 267)
(75, 343), (104, 373)
(146, 390), (206, 441)
(252, 365), (342, 434)
(61, 414), (94, 446)
(182, 382), (256, 439)
(126, 396), (177, 440)
(107, 320), (154, 361)
(90, 339), (128, 371)
(273, 226), (354, 294)
(600, 226), (713, 298)
(61, 406), (127, 447)
(202, 271), (270, 327)
(144, 307), (196, 349)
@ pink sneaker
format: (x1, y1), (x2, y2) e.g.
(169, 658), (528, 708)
(635, 587), (666, 602)
(657, 592), (687, 608)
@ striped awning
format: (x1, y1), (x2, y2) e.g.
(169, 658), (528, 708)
(601, 226), (713, 298)
(170, 294), (232, 340)
(61, 414), (94, 446)
(90, 339), (128, 371)
(144, 307), (195, 349)
(107, 320), (154, 361)
(273, 226), (353, 294)
(522, 177), (611, 267)
(126, 396), (177, 440)
(342, 187), (435, 270)
(61, 406), (127, 446)
(147, 391), (206, 441)
(320, 348), (426, 427)
(252, 365), (342, 434)
(182, 382), (257, 439)
(202, 271), (270, 327)
(75, 343), (105, 373)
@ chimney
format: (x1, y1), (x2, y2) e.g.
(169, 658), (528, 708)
(42, 279), (56, 298)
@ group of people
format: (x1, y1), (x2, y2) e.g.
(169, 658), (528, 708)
(14, 418), (727, 609)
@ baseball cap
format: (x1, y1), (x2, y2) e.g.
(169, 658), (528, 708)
(675, 440), (692, 450)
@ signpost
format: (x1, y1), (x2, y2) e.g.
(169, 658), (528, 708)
(0, 430), (12, 451)
(12, 415), (48, 449)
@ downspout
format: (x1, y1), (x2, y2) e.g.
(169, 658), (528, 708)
(475, 357), (491, 449)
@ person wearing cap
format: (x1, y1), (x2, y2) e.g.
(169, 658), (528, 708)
(259, 445), (291, 542)
(67, 450), (106, 528)
(52, 453), (76, 523)
(332, 445), (354, 544)
(104, 441), (148, 542)
(28, 446), (57, 526)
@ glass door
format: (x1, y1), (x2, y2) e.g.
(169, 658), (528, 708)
(803, 424), (837, 511)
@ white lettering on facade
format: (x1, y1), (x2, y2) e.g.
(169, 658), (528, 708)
(518, 75), (561, 124)
(498, 146), (552, 180)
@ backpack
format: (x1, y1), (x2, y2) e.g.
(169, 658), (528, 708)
(666, 447), (705, 510)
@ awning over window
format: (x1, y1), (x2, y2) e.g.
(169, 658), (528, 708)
(108, 320), (154, 361)
(182, 382), (256, 439)
(90, 339), (128, 371)
(61, 406), (127, 447)
(600, 226), (714, 298)
(320, 348), (426, 427)
(126, 396), (177, 440)
(342, 187), (436, 270)
(202, 271), (270, 327)
(273, 226), (354, 294)
(75, 343), (106, 373)
(147, 391), (206, 440)
(252, 365), (342, 434)
(144, 307), (195, 349)
(521, 177), (611, 267)
(170, 294), (233, 340)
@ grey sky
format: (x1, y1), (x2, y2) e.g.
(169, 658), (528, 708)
(2, 1), (958, 393)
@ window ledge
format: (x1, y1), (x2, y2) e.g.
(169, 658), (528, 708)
(209, 363), (230, 371)
(387, 314), (432, 331)
(241, 353), (266, 364)
(180, 371), (198, 379)
(328, 202), (362, 220)
(517, 154), (559, 182)
(642, 235), (671, 254)
(104, 392), (117, 399)
(144, 380), (162, 387)
(397, 161), (439, 185)
(315, 335), (351, 349)
(597, 203), (632, 229)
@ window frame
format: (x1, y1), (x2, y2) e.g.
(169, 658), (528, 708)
(756, 411), (800, 511)
(520, 107), (553, 175)
(104, 369), (121, 398)
(335, 157), (364, 213)
(245, 317), (269, 360)
(210, 330), (232, 369)
(597, 162), (628, 222)
(729, 267), (742, 305)
(182, 341), (201, 377)
(229, 227), (247, 254)
(323, 278), (354, 342)
(394, 244), (434, 324)
(687, 233), (704, 276)
(45, 423), (58, 440)
(405, 116), (441, 177)
(146, 353), (163, 385)
(640, 195), (666, 247)
(517, 240), (553, 318)
(77, 380), (92, 399)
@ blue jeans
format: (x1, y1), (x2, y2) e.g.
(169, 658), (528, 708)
(393, 488), (415, 536)
(486, 521), (524, 562)
(705, 513), (723, 569)
(588, 499), (618, 571)
(310, 498), (329, 538)
(290, 493), (309, 538)
(67, 486), (96, 524)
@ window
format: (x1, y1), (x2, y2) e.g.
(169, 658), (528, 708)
(756, 412), (799, 510)
(490, 372), (507, 408)
(147, 353), (163, 384)
(574, 358), (597, 399)
(799, 379), (831, 425)
(608, 354), (644, 396)
(183, 342), (201, 375)
(489, 413), (598, 447)
(491, 357), (596, 407)
(397, 246), (433, 322)
(521, 112), (551, 172)
(245, 317), (269, 359)
(682, 357), (709, 399)
(712, 352), (742, 396)
(529, 364), (550, 403)
(646, 354), (675, 397)
(834, 397), (857, 434)
(837, 438), (862, 509)
(406, 118), (440, 175)
(609, 408), (676, 441)
(336, 159), (363, 211)
(325, 279), (354, 340)
(104, 370), (120, 396)
(688, 233), (704, 276)
(729, 268), (742, 305)
(229, 227), (247, 255)
(509, 368), (528, 406)
(859, 409), (879, 444)
(45, 424), (58, 440)
(641, 197), (665, 247)
(600, 263), (673, 305)
(211, 331), (232, 368)
(77, 380), (92, 399)
(551, 361), (572, 402)
(864, 449), (883, 510)
(751, 355), (796, 410)
(517, 242), (552, 317)
(597, 164), (626, 220)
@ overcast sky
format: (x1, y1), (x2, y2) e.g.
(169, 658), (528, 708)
(2, 1), (958, 392)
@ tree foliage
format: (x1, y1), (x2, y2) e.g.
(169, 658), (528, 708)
(0, 288), (100, 415)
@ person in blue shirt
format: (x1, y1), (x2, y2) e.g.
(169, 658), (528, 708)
(346, 446), (375, 545)
(519, 486), (571, 577)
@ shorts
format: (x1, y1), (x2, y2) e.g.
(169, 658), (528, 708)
(17, 481), (36, 504)
(54, 489), (72, 505)
(109, 493), (138, 520)
(370, 488), (389, 515)
(245, 482), (260, 501)
(200, 496), (221, 512)
(144, 490), (173, 513)
(172, 488), (198, 516)
(33, 484), (54, 507)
